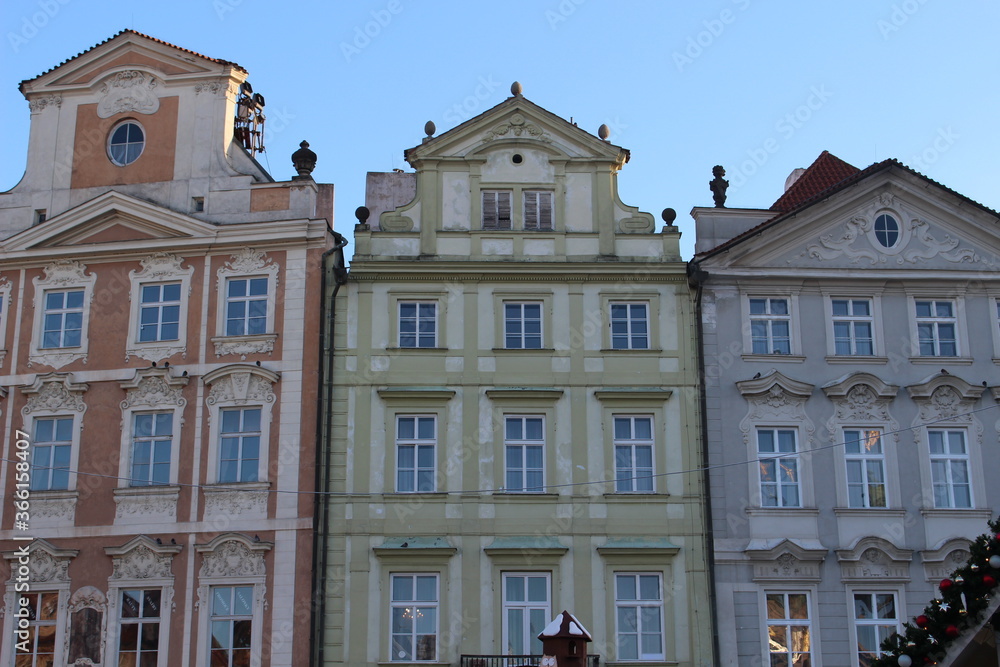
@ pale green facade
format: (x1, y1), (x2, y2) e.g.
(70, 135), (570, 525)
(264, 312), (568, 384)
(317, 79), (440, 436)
(318, 90), (714, 666)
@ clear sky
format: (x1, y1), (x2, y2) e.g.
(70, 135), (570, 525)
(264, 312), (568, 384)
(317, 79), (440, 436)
(2, 0), (998, 260)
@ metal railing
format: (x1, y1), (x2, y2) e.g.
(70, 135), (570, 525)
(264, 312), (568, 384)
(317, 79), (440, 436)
(460, 655), (600, 667)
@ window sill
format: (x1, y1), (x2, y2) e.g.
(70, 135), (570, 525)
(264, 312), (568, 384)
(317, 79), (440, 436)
(603, 662), (677, 667)
(825, 355), (888, 364)
(741, 353), (805, 363)
(125, 340), (186, 364)
(920, 508), (993, 520)
(27, 490), (78, 527)
(386, 346), (449, 353)
(114, 486), (180, 523)
(202, 482), (270, 518)
(492, 492), (560, 502)
(604, 493), (670, 501)
(600, 348), (662, 353)
(908, 356), (973, 365)
(211, 333), (277, 360)
(745, 507), (820, 517)
(382, 492), (449, 501)
(833, 507), (906, 517)
(491, 347), (556, 353)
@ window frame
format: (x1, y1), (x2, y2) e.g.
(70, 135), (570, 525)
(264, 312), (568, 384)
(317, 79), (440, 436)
(208, 585), (255, 667)
(749, 296), (791, 355)
(0, 277), (11, 367)
(503, 415), (546, 493)
(389, 573), (440, 662)
(614, 572), (666, 662)
(927, 428), (973, 509)
(397, 300), (439, 349)
(108, 119), (146, 166)
(503, 301), (544, 350)
(501, 572), (552, 656)
(849, 589), (901, 666)
(843, 428), (887, 509)
(30, 415), (75, 491)
(15, 590), (61, 667)
(522, 190), (554, 231)
(613, 415), (655, 493)
(117, 588), (164, 667)
(913, 298), (959, 357)
(217, 407), (264, 484)
(609, 301), (650, 350)
(126, 253), (194, 363)
(395, 414), (438, 493)
(212, 248), (280, 359)
(482, 189), (513, 230)
(830, 297), (876, 356)
(763, 591), (813, 667)
(29, 260), (96, 368)
(756, 427), (801, 508)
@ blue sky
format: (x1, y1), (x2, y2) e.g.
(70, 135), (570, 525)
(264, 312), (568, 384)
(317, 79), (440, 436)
(2, 0), (997, 260)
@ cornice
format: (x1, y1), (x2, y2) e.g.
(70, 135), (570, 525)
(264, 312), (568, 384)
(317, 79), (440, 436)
(348, 268), (688, 283)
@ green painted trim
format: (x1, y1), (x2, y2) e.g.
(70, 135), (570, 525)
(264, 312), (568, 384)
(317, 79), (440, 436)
(376, 387), (456, 402)
(485, 388), (564, 401)
(597, 537), (681, 555)
(594, 388), (673, 402)
(483, 536), (568, 554)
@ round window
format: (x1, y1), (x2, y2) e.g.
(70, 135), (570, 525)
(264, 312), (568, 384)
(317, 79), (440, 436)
(873, 213), (899, 248)
(107, 121), (145, 166)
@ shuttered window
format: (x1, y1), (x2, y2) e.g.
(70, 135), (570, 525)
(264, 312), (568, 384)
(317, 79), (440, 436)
(523, 191), (553, 230)
(482, 191), (512, 229)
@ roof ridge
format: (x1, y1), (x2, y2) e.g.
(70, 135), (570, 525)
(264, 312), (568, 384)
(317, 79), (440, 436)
(770, 150), (860, 213)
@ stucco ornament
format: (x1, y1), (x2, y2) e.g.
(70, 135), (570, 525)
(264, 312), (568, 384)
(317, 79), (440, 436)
(26, 549), (73, 584)
(222, 247), (274, 275)
(22, 373), (88, 415)
(41, 259), (91, 286)
(806, 216), (880, 264)
(28, 95), (62, 113)
(207, 371), (275, 406)
(822, 374), (901, 444)
(120, 367), (188, 411)
(110, 545), (174, 580)
(97, 70), (160, 118)
(483, 113), (552, 143)
(200, 539), (266, 578)
(114, 490), (178, 520)
(736, 371), (816, 448)
(907, 374), (985, 451)
(203, 486), (269, 517)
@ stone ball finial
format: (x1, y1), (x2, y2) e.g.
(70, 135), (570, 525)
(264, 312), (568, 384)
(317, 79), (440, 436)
(355, 206), (370, 224)
(511, 81), (523, 96)
(661, 208), (677, 225)
(424, 120), (436, 137)
(598, 124), (610, 141)
(291, 140), (317, 179)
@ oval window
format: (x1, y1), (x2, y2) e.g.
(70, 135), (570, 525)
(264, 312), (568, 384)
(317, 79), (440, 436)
(873, 213), (899, 248)
(107, 121), (145, 166)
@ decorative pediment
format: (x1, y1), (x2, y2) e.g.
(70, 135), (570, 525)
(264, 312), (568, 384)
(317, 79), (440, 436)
(204, 364), (279, 406)
(119, 367), (188, 410)
(96, 69), (160, 117)
(67, 586), (107, 613)
(196, 533), (272, 579)
(836, 537), (913, 583)
(736, 370), (816, 446)
(745, 538), (827, 583)
(906, 373), (985, 413)
(21, 372), (88, 415)
(737, 370), (814, 400)
(823, 372), (900, 441)
(3, 539), (78, 584)
(920, 538), (973, 582)
(482, 112), (552, 143)
(105, 535), (182, 582)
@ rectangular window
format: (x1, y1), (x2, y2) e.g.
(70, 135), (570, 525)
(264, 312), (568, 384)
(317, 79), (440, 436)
(225, 277), (268, 336)
(218, 408), (261, 483)
(750, 297), (791, 354)
(523, 191), (553, 231)
(915, 300), (957, 356)
(757, 429), (799, 507)
(31, 417), (73, 491)
(139, 283), (181, 342)
(615, 573), (664, 661)
(504, 302), (542, 349)
(119, 589), (161, 667)
(482, 190), (512, 230)
(131, 413), (173, 486)
(504, 416), (545, 493)
(844, 429), (886, 508)
(503, 574), (550, 656)
(928, 430), (972, 508)
(396, 416), (436, 493)
(399, 302), (437, 348)
(766, 593), (811, 667)
(853, 592), (897, 666)
(610, 302), (649, 350)
(42, 289), (84, 348)
(614, 416), (654, 493)
(832, 298), (874, 355)
(18, 592), (59, 667)
(210, 586), (253, 667)
(390, 574), (438, 662)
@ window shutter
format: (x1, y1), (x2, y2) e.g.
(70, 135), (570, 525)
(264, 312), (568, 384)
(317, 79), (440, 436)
(497, 192), (511, 229)
(524, 192), (538, 230)
(483, 191), (497, 229)
(524, 191), (553, 230)
(538, 192), (552, 230)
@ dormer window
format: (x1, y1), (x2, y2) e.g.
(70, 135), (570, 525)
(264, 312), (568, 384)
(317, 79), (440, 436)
(108, 121), (145, 166)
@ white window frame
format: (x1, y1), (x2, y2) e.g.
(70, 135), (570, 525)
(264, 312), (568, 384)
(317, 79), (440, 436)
(218, 407), (263, 484)
(830, 297), (875, 356)
(749, 296), (791, 355)
(992, 297), (1000, 360)
(2, 543), (74, 667)
(614, 572), (665, 662)
(29, 260), (96, 368)
(843, 428), (887, 509)
(212, 248), (280, 359)
(927, 429), (973, 508)
(502, 572), (551, 656)
(503, 302), (543, 349)
(523, 190), (554, 231)
(613, 415), (655, 493)
(30, 415), (75, 491)
(389, 573), (440, 662)
(208, 585), (255, 667)
(395, 415), (437, 493)
(482, 190), (513, 230)
(756, 428), (800, 508)
(763, 591), (812, 667)
(913, 298), (959, 357)
(609, 301), (650, 350)
(503, 415), (545, 493)
(397, 301), (438, 349)
(0, 276), (11, 367)
(850, 590), (900, 666)
(126, 253), (193, 363)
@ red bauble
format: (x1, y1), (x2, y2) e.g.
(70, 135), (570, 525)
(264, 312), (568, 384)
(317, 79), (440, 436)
(940, 578), (953, 592)
(916, 614), (930, 628)
(984, 575), (997, 588)
(995, 532), (1000, 541)
(945, 624), (960, 639)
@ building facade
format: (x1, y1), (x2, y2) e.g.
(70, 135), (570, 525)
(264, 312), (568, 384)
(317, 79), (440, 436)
(0, 31), (334, 667)
(318, 86), (715, 666)
(691, 152), (1000, 666)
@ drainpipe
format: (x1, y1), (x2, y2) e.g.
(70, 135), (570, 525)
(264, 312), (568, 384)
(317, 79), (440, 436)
(689, 262), (721, 667)
(312, 227), (348, 667)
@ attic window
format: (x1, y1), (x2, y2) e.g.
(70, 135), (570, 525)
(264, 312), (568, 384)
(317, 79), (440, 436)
(873, 214), (899, 248)
(108, 121), (145, 166)
(483, 191), (512, 230)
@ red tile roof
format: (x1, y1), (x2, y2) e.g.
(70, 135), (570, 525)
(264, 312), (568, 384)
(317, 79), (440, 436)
(770, 150), (860, 213)
(21, 29), (246, 87)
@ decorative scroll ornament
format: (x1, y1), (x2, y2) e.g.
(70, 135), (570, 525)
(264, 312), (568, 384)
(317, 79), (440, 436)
(806, 216), (880, 264)
(41, 259), (91, 286)
(28, 95), (62, 113)
(822, 373), (900, 443)
(27, 549), (73, 584)
(223, 247), (273, 275)
(68, 587), (106, 614)
(203, 487), (268, 516)
(22, 373), (88, 415)
(97, 70), (160, 118)
(207, 371), (276, 406)
(119, 368), (188, 410)
(483, 113), (551, 143)
(134, 253), (188, 281)
(199, 538), (267, 578)
(111, 545), (174, 580)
